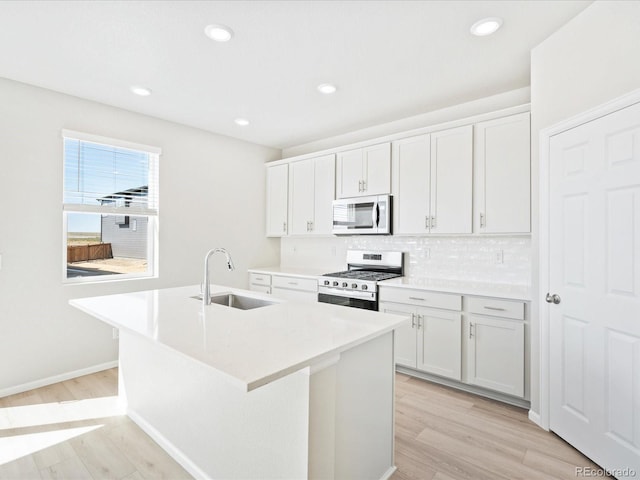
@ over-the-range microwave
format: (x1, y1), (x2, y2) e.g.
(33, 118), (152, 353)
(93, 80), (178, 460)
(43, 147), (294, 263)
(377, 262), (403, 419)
(332, 194), (392, 235)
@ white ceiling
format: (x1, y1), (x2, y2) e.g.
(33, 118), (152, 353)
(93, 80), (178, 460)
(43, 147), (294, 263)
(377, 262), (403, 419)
(0, 0), (591, 149)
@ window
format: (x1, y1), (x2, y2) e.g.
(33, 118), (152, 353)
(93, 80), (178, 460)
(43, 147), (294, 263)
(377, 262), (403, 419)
(63, 130), (160, 282)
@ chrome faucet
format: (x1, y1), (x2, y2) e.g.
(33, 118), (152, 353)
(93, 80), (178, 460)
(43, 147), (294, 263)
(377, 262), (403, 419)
(203, 248), (235, 306)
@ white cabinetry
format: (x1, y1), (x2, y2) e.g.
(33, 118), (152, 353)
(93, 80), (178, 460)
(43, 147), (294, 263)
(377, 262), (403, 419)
(266, 164), (288, 237)
(288, 154), (335, 235)
(271, 275), (317, 302)
(474, 112), (531, 233)
(336, 143), (391, 198)
(379, 288), (462, 381)
(464, 297), (525, 397)
(392, 125), (473, 234)
(249, 271), (318, 302)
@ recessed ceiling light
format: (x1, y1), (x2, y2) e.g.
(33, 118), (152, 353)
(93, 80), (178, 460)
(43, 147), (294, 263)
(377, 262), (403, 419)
(470, 17), (503, 36)
(130, 86), (152, 96)
(204, 24), (234, 42)
(317, 83), (337, 95)
(234, 118), (249, 126)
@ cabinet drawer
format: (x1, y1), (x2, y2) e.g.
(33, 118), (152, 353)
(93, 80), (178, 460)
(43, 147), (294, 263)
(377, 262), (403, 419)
(379, 287), (461, 311)
(466, 297), (524, 320)
(249, 284), (271, 295)
(249, 273), (271, 286)
(272, 275), (317, 292)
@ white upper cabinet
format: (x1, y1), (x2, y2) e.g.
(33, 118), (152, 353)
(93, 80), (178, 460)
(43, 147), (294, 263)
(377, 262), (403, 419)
(266, 164), (288, 237)
(288, 154), (335, 235)
(474, 112), (531, 233)
(392, 134), (431, 234)
(430, 125), (473, 234)
(336, 142), (391, 198)
(392, 125), (473, 234)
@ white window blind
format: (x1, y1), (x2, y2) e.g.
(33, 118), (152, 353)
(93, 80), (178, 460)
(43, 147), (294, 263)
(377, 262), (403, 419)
(62, 131), (159, 216)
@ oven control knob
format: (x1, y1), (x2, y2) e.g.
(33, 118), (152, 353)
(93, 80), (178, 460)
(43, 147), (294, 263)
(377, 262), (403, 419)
(362, 284), (368, 290)
(342, 282), (348, 288)
(324, 280), (330, 286)
(333, 281), (339, 287)
(352, 283), (358, 289)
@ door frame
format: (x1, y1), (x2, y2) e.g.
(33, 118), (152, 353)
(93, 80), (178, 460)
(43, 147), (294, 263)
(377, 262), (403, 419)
(537, 87), (640, 431)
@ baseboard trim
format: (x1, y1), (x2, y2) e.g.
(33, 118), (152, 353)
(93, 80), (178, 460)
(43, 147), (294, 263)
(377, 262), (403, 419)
(528, 409), (547, 430)
(127, 409), (209, 480)
(380, 465), (397, 480)
(397, 366), (531, 409)
(0, 360), (119, 398)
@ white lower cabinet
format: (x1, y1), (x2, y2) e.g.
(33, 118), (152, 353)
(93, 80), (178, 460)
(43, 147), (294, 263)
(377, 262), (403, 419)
(381, 285), (528, 400)
(379, 289), (462, 381)
(248, 271), (318, 302)
(464, 297), (525, 397)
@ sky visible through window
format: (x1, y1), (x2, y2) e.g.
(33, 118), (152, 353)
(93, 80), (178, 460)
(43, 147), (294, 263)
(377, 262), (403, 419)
(64, 139), (150, 232)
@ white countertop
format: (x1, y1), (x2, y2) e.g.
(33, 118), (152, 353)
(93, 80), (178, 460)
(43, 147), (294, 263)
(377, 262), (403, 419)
(70, 285), (409, 392)
(379, 277), (531, 301)
(248, 266), (327, 279)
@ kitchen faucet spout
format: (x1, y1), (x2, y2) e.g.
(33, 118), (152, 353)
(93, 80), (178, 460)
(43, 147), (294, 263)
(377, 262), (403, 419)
(203, 248), (235, 306)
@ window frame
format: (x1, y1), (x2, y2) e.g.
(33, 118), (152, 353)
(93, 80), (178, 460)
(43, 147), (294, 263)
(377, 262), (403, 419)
(62, 130), (160, 284)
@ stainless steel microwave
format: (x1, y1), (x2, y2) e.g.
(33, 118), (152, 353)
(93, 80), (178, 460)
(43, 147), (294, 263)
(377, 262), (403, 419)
(332, 194), (392, 235)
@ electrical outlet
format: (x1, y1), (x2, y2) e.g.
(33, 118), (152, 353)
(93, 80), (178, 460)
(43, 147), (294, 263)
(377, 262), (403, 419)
(495, 250), (504, 264)
(112, 328), (119, 340)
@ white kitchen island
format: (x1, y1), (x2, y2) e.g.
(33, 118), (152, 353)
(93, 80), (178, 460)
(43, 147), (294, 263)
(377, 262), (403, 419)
(70, 285), (409, 480)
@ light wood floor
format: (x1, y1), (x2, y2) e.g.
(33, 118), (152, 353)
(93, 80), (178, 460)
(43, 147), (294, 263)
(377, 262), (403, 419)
(0, 369), (607, 479)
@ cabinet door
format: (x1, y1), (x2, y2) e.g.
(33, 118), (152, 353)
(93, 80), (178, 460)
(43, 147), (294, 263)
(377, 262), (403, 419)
(289, 159), (315, 235)
(430, 125), (473, 234)
(379, 302), (416, 368)
(392, 135), (430, 234)
(466, 315), (524, 397)
(311, 154), (335, 234)
(417, 307), (462, 380)
(363, 142), (391, 195)
(266, 164), (288, 237)
(474, 112), (531, 233)
(336, 148), (363, 198)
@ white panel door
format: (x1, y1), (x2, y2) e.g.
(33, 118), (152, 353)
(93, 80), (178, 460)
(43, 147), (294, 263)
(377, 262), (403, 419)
(417, 307), (462, 380)
(266, 164), (288, 237)
(312, 154), (336, 235)
(336, 148), (363, 198)
(391, 135), (430, 234)
(430, 125), (473, 234)
(549, 101), (640, 474)
(363, 142), (391, 195)
(289, 159), (314, 235)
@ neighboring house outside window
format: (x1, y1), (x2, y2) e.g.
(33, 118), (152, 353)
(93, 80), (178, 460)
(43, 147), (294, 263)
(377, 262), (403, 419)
(63, 130), (160, 282)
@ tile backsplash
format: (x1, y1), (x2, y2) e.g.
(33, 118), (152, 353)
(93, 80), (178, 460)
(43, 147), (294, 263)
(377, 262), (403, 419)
(281, 235), (531, 286)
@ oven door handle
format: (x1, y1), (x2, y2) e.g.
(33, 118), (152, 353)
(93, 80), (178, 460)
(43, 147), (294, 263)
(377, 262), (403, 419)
(372, 201), (379, 229)
(318, 286), (377, 301)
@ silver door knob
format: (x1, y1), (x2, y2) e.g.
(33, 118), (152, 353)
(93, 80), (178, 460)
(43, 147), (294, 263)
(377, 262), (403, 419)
(545, 293), (561, 304)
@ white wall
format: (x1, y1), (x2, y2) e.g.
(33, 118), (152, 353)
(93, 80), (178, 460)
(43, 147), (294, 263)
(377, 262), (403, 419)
(529, 0), (640, 415)
(282, 87), (531, 157)
(0, 77), (281, 394)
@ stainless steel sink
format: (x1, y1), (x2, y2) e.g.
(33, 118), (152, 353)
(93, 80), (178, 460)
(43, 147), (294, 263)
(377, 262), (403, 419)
(193, 293), (276, 310)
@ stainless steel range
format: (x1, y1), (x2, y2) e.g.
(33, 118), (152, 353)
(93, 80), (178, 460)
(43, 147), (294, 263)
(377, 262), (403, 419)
(317, 250), (404, 310)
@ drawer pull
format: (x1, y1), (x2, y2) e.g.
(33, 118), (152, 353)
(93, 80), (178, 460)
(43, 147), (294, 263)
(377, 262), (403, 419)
(408, 296), (425, 301)
(288, 282), (298, 286)
(484, 306), (506, 311)
(255, 277), (264, 281)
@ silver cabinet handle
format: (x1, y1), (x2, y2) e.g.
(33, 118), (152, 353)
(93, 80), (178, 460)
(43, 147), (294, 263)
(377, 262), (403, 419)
(358, 180), (363, 192)
(425, 216), (430, 230)
(484, 306), (505, 311)
(411, 314), (416, 328)
(469, 323), (474, 339)
(431, 216), (436, 229)
(362, 180), (366, 191)
(417, 314), (423, 329)
(480, 213), (485, 228)
(288, 281), (298, 286)
(546, 293), (561, 304)
(408, 296), (425, 302)
(309, 220), (313, 231)
(283, 222), (287, 232)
